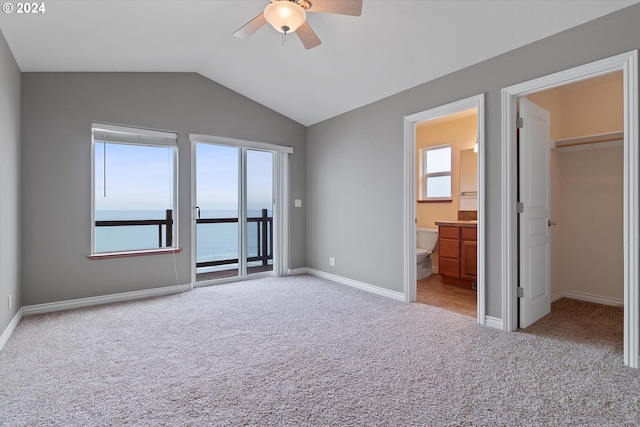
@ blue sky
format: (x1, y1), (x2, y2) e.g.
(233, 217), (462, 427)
(197, 144), (273, 214)
(95, 142), (273, 216)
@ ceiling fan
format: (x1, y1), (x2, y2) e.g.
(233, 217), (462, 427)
(233, 0), (363, 49)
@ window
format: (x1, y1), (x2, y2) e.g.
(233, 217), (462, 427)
(421, 144), (452, 200)
(91, 123), (178, 256)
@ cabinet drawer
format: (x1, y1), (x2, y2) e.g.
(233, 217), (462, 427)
(439, 238), (460, 258)
(439, 258), (460, 278)
(461, 227), (477, 241)
(439, 226), (460, 239)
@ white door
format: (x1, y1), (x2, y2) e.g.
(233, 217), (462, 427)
(518, 98), (551, 328)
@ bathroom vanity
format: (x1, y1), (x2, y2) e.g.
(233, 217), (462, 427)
(435, 220), (477, 288)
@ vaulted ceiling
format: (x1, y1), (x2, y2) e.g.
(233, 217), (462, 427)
(1, 0), (637, 125)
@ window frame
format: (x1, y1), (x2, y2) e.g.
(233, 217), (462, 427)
(419, 144), (453, 202)
(89, 123), (179, 258)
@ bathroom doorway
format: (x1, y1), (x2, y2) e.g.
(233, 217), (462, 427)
(415, 109), (478, 317)
(403, 94), (486, 324)
(501, 51), (638, 368)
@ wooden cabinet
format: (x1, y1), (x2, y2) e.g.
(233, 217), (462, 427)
(437, 223), (477, 287)
(460, 227), (477, 282)
(438, 226), (461, 279)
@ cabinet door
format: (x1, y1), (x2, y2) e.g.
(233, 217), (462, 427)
(461, 227), (477, 242)
(461, 239), (477, 281)
(439, 258), (460, 279)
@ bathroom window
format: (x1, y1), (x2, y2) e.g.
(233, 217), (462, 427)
(421, 144), (452, 201)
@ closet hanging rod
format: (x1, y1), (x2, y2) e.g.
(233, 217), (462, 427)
(554, 130), (623, 149)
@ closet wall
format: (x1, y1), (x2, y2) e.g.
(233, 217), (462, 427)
(526, 72), (623, 303)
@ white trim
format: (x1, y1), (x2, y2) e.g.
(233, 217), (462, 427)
(501, 50), (639, 368)
(306, 268), (405, 301)
(287, 267), (310, 275)
(190, 138), (197, 287)
(189, 134), (293, 154)
(239, 149), (248, 277)
(552, 290), (624, 307)
(403, 94), (486, 325)
(0, 308), (23, 351)
(22, 284), (192, 316)
(273, 152), (290, 276)
(484, 316), (503, 330)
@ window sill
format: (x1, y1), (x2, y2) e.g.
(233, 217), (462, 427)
(417, 199), (453, 204)
(88, 248), (182, 260)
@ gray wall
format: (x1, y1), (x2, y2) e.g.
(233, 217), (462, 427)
(0, 30), (21, 333)
(306, 3), (640, 318)
(21, 73), (306, 305)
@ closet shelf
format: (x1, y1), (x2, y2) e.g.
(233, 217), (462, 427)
(554, 130), (623, 151)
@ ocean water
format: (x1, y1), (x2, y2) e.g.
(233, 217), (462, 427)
(95, 210), (272, 270)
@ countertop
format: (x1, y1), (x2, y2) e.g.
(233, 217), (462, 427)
(435, 220), (478, 228)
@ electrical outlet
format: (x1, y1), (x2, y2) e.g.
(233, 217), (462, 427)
(8, 294), (12, 310)
(329, 257), (336, 266)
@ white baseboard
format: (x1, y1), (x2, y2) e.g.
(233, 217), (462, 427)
(302, 268), (405, 301)
(22, 283), (193, 316)
(431, 266), (439, 274)
(287, 267), (310, 276)
(552, 290), (623, 307)
(0, 308), (23, 351)
(484, 315), (503, 330)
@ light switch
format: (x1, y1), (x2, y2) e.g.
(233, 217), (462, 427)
(294, 199), (302, 208)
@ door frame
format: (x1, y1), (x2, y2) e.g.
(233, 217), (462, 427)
(189, 133), (292, 286)
(403, 93), (486, 324)
(501, 50), (639, 368)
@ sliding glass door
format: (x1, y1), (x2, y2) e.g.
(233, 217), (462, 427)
(246, 149), (274, 275)
(195, 143), (274, 282)
(195, 143), (240, 279)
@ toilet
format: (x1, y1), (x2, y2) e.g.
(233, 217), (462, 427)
(417, 228), (438, 280)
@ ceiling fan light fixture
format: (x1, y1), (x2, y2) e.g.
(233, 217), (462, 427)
(264, 1), (306, 34)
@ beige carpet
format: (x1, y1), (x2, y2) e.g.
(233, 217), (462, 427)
(0, 275), (638, 426)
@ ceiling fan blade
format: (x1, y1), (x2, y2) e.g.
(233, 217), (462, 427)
(296, 22), (321, 49)
(233, 13), (267, 38)
(307, 0), (362, 16)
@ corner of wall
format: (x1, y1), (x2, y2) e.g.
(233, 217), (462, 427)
(0, 28), (22, 340)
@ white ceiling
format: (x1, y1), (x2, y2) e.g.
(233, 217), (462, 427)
(1, 0), (637, 126)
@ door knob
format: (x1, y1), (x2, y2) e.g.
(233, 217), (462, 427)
(548, 219), (557, 227)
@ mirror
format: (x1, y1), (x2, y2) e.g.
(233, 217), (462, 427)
(459, 149), (477, 211)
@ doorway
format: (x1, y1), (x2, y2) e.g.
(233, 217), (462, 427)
(414, 109), (478, 317)
(523, 72), (624, 323)
(403, 94), (486, 324)
(190, 134), (292, 286)
(501, 51), (639, 368)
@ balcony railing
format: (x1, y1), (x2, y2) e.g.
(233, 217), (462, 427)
(196, 208), (273, 269)
(95, 209), (174, 248)
(94, 208), (273, 269)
